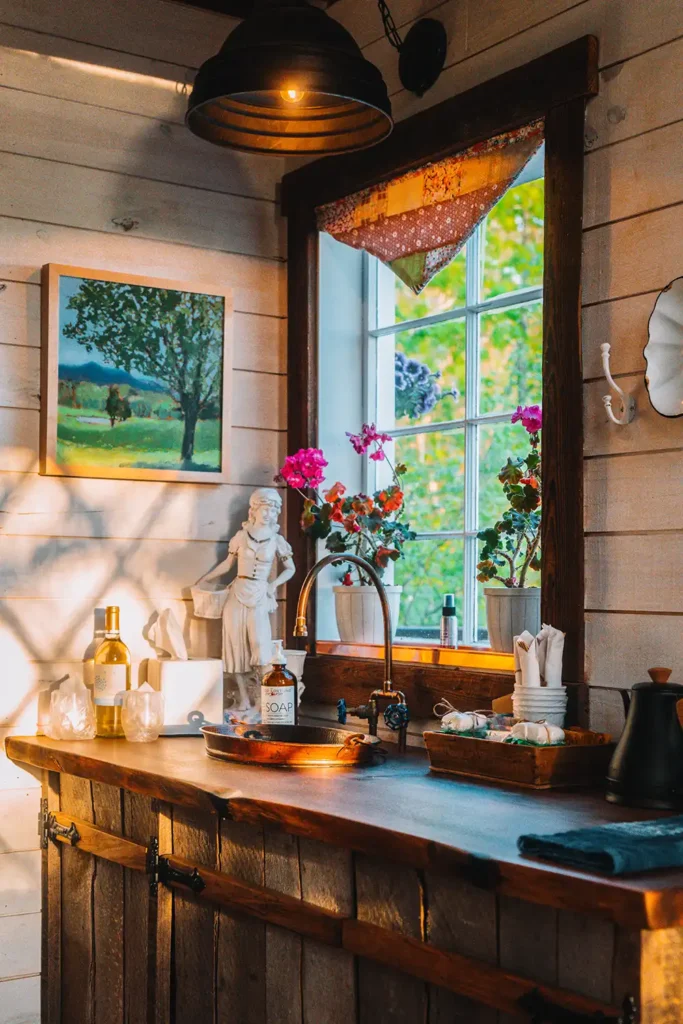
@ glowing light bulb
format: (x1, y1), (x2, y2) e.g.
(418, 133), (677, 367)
(280, 87), (305, 104)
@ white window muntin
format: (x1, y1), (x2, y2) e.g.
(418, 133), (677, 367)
(364, 221), (543, 644)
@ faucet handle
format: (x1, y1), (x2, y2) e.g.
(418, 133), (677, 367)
(338, 699), (372, 725)
(384, 702), (410, 732)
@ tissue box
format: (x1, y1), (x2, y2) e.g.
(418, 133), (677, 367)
(147, 658), (223, 735)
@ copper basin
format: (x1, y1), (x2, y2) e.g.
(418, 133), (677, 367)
(201, 723), (381, 768)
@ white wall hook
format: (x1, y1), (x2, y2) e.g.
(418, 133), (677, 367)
(601, 343), (636, 425)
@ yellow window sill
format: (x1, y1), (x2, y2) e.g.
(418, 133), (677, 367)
(315, 640), (515, 673)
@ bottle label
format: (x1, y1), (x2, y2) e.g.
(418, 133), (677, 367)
(261, 685), (296, 725)
(93, 664), (127, 706)
(440, 616), (458, 648)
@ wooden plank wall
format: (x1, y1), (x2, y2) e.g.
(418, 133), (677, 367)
(327, 0), (683, 734)
(0, 1), (287, 1018)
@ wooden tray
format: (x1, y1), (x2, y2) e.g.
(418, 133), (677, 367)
(423, 728), (615, 790)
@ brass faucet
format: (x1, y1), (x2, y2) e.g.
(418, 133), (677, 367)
(294, 553), (410, 753)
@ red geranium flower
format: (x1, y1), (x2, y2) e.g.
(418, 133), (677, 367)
(329, 501), (344, 523)
(343, 514), (361, 534)
(511, 405), (542, 434)
(352, 496), (374, 515)
(278, 447), (328, 489)
(379, 487), (403, 514)
(346, 422), (392, 459)
(324, 481), (346, 502)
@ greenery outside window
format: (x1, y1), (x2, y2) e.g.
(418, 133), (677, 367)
(365, 159), (544, 645)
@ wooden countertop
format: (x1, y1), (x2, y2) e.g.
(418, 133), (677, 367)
(8, 734), (683, 931)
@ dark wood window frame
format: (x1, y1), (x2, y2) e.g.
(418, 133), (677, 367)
(281, 36), (598, 713)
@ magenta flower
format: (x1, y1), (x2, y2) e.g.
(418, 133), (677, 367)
(277, 447), (328, 489)
(346, 422), (392, 457)
(511, 405), (542, 434)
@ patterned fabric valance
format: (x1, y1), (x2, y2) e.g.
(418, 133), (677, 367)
(316, 120), (544, 294)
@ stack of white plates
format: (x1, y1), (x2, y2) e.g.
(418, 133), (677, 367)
(512, 686), (568, 728)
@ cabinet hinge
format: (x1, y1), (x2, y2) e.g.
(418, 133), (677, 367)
(146, 836), (206, 896)
(39, 798), (81, 849)
(518, 991), (638, 1024)
(146, 836), (160, 895)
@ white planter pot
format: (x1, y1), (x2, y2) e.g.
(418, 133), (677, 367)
(484, 587), (541, 653)
(333, 585), (402, 645)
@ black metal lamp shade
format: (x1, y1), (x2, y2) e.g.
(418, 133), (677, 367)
(186, 1), (393, 155)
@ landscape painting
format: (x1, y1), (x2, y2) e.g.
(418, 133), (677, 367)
(40, 265), (232, 482)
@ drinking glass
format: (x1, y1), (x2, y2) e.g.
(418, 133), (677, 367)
(47, 683), (96, 740)
(121, 690), (164, 742)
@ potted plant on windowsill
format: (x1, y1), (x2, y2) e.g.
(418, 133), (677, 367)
(277, 425), (416, 644)
(476, 405), (542, 652)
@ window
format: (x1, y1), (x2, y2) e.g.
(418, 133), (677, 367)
(286, 42), (592, 678)
(364, 162), (544, 645)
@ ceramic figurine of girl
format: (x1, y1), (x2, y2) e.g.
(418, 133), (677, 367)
(192, 488), (295, 717)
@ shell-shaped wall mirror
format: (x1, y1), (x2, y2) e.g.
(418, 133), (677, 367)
(644, 276), (683, 418)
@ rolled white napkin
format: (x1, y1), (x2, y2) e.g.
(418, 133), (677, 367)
(513, 630), (536, 687)
(515, 633), (542, 688)
(536, 623), (565, 687)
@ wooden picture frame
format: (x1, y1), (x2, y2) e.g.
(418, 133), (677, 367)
(40, 263), (233, 484)
(280, 37), (599, 701)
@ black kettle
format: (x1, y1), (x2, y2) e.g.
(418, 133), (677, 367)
(606, 668), (683, 809)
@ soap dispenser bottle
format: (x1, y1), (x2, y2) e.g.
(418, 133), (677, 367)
(261, 640), (298, 726)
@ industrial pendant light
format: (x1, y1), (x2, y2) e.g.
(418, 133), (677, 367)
(186, 0), (394, 156)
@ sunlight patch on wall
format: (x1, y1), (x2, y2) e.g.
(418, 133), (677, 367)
(46, 53), (189, 94)
(5, 44), (189, 93)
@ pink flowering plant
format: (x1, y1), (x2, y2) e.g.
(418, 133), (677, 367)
(476, 405), (542, 588)
(276, 424), (415, 583)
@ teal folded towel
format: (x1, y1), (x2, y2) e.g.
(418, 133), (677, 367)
(518, 816), (683, 875)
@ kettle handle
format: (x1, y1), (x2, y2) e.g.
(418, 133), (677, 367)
(617, 688), (631, 718)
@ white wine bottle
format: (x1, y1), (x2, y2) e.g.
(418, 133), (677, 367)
(93, 606), (132, 737)
(261, 640), (298, 726)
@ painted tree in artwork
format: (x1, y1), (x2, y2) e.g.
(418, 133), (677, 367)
(63, 282), (224, 462)
(104, 385), (132, 428)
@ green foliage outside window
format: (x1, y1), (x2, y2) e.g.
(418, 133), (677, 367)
(390, 179), (545, 634)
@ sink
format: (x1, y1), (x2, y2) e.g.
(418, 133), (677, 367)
(202, 723), (382, 768)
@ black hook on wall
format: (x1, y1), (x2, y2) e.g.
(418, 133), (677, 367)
(376, 0), (447, 97)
